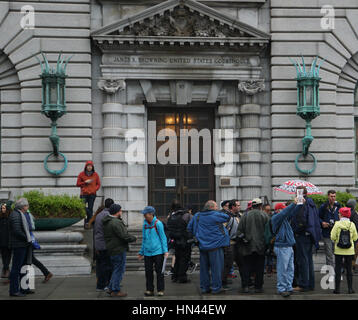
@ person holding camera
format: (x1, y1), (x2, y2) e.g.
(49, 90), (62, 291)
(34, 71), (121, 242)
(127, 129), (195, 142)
(319, 190), (341, 268)
(236, 198), (269, 294)
(187, 200), (230, 295)
(271, 198), (304, 297)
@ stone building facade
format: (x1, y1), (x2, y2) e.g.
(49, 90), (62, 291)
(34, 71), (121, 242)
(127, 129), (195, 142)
(0, 0), (357, 227)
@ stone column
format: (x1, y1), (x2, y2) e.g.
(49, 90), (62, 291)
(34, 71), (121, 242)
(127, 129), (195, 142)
(216, 105), (241, 203)
(238, 79), (265, 204)
(98, 78), (146, 227)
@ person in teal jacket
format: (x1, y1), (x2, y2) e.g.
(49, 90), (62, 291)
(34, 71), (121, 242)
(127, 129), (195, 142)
(271, 197), (304, 297)
(138, 206), (168, 297)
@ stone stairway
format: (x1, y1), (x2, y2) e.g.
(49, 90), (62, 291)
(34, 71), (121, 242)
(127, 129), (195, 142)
(126, 229), (201, 271)
(126, 229), (327, 272)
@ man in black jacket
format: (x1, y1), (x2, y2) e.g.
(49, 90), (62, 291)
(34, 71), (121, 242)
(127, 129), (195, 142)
(9, 198), (32, 297)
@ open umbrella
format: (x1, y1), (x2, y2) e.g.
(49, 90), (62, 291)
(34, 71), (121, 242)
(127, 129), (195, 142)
(274, 179), (323, 195)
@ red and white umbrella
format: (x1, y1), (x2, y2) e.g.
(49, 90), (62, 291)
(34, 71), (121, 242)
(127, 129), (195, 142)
(274, 179), (323, 195)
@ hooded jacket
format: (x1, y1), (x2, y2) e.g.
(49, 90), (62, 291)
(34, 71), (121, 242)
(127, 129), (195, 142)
(76, 161), (101, 196)
(187, 210), (230, 251)
(331, 218), (358, 255)
(271, 203), (303, 248)
(102, 214), (136, 256)
(139, 216), (168, 256)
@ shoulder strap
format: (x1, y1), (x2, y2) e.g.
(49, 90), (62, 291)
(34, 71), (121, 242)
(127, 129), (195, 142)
(154, 219), (159, 235)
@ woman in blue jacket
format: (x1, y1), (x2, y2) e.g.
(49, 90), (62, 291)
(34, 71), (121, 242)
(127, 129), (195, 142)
(138, 206), (168, 297)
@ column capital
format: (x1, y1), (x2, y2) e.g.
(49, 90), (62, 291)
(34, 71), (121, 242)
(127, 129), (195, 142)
(238, 79), (265, 96)
(98, 78), (126, 94)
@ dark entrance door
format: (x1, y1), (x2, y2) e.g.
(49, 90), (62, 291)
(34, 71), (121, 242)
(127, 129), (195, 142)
(148, 107), (215, 217)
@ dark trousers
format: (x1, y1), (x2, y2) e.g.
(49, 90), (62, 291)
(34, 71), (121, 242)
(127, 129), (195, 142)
(222, 245), (233, 285)
(81, 194), (96, 223)
(241, 253), (265, 289)
(292, 244), (299, 287)
(9, 247), (27, 295)
(96, 250), (112, 289)
(335, 254), (354, 291)
(173, 245), (191, 282)
(0, 246), (11, 271)
(295, 234), (315, 290)
(144, 254), (165, 292)
(32, 253), (50, 277)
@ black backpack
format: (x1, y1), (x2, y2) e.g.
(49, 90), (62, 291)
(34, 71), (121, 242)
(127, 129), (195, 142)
(337, 223), (352, 249)
(167, 211), (188, 247)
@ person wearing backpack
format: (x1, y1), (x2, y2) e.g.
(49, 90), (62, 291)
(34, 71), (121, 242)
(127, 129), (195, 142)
(138, 206), (168, 297)
(271, 198), (304, 297)
(167, 201), (192, 284)
(330, 207), (358, 294)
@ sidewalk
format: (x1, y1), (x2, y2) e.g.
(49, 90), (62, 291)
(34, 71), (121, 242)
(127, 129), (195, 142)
(1, 271), (357, 300)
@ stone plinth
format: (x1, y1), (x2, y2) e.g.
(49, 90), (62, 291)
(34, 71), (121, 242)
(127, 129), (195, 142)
(32, 231), (91, 276)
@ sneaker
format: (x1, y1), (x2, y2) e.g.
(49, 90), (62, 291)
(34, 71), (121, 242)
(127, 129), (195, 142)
(10, 292), (26, 297)
(227, 272), (237, 279)
(254, 288), (264, 294)
(292, 286), (304, 293)
(212, 288), (226, 295)
(144, 291), (154, 296)
(110, 291), (127, 297)
(188, 263), (198, 274)
(43, 272), (53, 283)
(280, 291), (290, 298)
(157, 291), (164, 296)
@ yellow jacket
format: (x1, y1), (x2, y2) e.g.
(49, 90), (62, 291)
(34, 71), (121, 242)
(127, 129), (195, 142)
(330, 218), (358, 255)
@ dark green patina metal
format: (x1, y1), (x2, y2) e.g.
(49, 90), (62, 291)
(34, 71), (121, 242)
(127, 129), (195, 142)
(36, 52), (72, 176)
(290, 55), (324, 175)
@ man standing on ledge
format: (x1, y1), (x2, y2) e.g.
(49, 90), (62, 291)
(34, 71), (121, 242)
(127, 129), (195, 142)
(188, 200), (230, 295)
(76, 160), (101, 229)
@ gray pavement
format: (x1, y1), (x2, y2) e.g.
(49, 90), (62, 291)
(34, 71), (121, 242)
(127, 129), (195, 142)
(1, 271), (358, 300)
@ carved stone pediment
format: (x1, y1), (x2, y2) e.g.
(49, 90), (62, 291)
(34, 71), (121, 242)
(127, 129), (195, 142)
(92, 0), (270, 48)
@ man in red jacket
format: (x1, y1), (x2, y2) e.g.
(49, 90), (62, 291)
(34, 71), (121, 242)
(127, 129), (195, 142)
(77, 161), (101, 229)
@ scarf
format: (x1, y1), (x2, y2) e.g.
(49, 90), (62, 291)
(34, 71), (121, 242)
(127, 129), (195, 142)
(19, 210), (32, 243)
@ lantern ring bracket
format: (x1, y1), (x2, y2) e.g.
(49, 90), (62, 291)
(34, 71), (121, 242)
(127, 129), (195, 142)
(295, 152), (317, 176)
(44, 152), (68, 176)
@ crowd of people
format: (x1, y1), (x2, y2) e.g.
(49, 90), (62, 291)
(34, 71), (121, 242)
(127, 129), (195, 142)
(3, 170), (358, 298)
(83, 187), (358, 298)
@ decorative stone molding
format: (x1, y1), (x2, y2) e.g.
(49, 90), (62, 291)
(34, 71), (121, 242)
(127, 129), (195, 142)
(238, 79), (265, 95)
(97, 78), (126, 94)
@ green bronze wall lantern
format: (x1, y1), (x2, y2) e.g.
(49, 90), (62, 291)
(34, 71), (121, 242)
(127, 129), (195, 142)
(36, 52), (73, 176)
(290, 55), (324, 175)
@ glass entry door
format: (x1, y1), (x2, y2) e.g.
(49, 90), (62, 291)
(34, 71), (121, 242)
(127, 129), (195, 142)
(148, 107), (215, 217)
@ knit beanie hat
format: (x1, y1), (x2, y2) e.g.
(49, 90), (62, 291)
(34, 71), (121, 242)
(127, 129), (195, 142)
(339, 207), (351, 219)
(109, 204), (122, 215)
(346, 199), (357, 210)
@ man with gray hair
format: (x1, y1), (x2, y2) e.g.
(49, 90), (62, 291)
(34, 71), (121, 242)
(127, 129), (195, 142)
(187, 200), (230, 295)
(9, 198), (32, 297)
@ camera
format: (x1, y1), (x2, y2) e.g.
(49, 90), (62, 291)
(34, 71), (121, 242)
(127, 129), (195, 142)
(329, 219), (335, 228)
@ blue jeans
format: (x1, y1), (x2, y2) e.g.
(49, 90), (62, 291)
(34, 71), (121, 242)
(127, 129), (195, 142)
(9, 247), (27, 295)
(274, 246), (294, 293)
(199, 248), (224, 293)
(295, 234), (315, 290)
(108, 252), (126, 293)
(81, 194), (96, 224)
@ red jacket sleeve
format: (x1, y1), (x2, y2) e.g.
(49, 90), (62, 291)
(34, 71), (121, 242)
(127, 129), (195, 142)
(95, 173), (101, 191)
(76, 173), (85, 188)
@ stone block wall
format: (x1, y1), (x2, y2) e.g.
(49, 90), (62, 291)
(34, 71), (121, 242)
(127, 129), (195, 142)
(271, 0), (358, 202)
(0, 1), (92, 200)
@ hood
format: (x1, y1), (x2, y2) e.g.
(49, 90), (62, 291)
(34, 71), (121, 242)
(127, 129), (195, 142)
(84, 160), (95, 172)
(102, 214), (116, 225)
